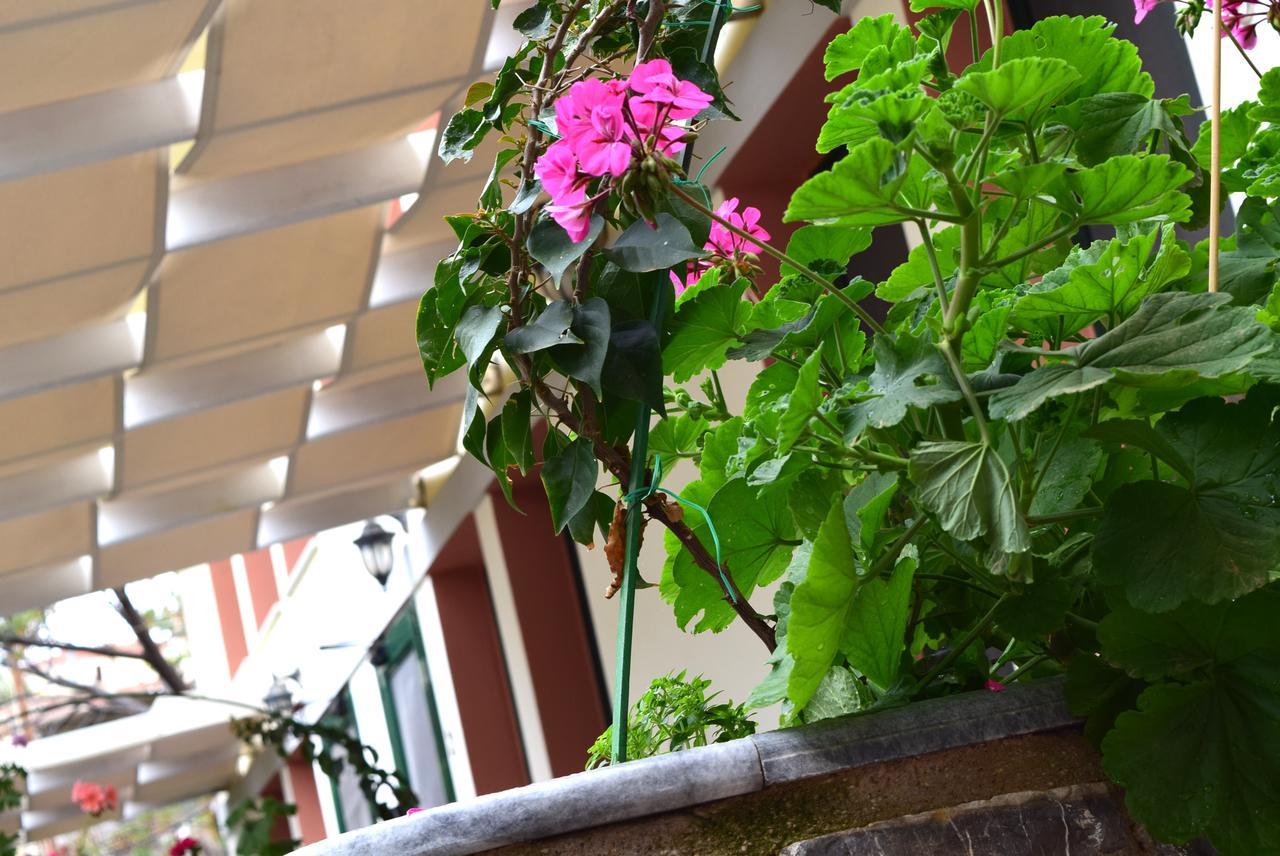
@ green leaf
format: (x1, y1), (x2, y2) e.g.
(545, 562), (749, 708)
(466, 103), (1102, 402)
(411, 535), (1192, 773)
(1092, 392), (1280, 611)
(504, 301), (582, 354)
(987, 15), (1153, 103)
(1075, 93), (1195, 166)
(776, 351), (823, 455)
(1192, 103), (1259, 177)
(567, 491), (614, 548)
(804, 667), (871, 722)
(512, 0), (550, 38)
(785, 138), (914, 227)
(842, 554), (916, 692)
(604, 213), (705, 273)
(602, 320), (664, 412)
(909, 442), (1031, 554)
(663, 279), (752, 382)
(439, 108), (487, 164)
(790, 468), (848, 541)
(1010, 225), (1191, 336)
(822, 14), (907, 80)
(527, 215), (604, 285)
(649, 414), (709, 462)
(540, 438), (598, 534)
(1218, 197), (1280, 306)
(843, 472), (897, 556)
(1027, 436), (1102, 518)
(818, 90), (931, 154)
(1251, 66), (1280, 123)
(455, 304), (504, 389)
(550, 298), (610, 396)
(782, 225), (871, 274)
(787, 502), (862, 708)
(1099, 590), (1280, 854)
(877, 227), (959, 302)
(708, 476), (798, 593)
(991, 292), (1275, 421)
(843, 332), (961, 434)
(500, 390), (535, 475)
(955, 57), (1080, 119)
(1069, 155), (1193, 224)
(1081, 419), (1193, 483)
(993, 577), (1076, 637)
(416, 285), (468, 385)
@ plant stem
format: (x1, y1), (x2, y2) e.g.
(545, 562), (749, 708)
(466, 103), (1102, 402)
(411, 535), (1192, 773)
(1026, 395), (1081, 505)
(666, 182), (888, 336)
(1025, 506), (1102, 526)
(1002, 652), (1048, 684)
(939, 337), (991, 446)
(851, 445), (911, 471)
(912, 592), (1011, 696)
(915, 573), (998, 599)
(981, 222), (1078, 272)
(917, 220), (951, 309)
(1223, 24), (1263, 78)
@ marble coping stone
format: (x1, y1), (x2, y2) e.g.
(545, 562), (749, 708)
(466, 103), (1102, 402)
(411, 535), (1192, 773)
(293, 678), (1076, 856)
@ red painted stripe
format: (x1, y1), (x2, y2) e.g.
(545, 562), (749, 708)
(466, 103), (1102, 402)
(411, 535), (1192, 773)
(242, 548), (279, 629)
(208, 559), (249, 678)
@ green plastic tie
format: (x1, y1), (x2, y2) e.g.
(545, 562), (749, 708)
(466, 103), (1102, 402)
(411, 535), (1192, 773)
(695, 145), (727, 185)
(623, 455), (737, 604)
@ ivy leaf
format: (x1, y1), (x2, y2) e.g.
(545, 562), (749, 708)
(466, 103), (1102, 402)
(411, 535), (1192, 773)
(822, 14), (907, 80)
(1010, 225), (1190, 336)
(439, 108), (487, 164)
(842, 554), (916, 693)
(455, 304), (505, 389)
(500, 390), (535, 475)
(527, 214), (604, 285)
(774, 350), (824, 456)
(909, 441), (1031, 554)
(787, 502), (862, 708)
(663, 279), (752, 382)
(1075, 93), (1195, 166)
(1092, 392), (1280, 611)
(1099, 590), (1280, 854)
(504, 301), (583, 354)
(550, 298), (611, 397)
(540, 438), (598, 534)
(602, 320), (664, 413)
(1068, 154), (1194, 224)
(990, 292), (1274, 421)
(604, 213), (705, 273)
(843, 332), (961, 434)
(785, 138), (914, 227)
(955, 57), (1080, 120)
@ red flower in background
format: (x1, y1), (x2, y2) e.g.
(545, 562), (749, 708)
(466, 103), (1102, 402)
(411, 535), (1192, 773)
(169, 836), (202, 856)
(71, 780), (118, 816)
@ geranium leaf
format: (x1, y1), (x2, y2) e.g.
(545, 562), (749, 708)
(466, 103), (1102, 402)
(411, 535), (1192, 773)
(604, 213), (705, 273)
(1068, 154), (1194, 224)
(1027, 436), (1102, 518)
(663, 279), (753, 382)
(841, 554), (916, 693)
(776, 351), (823, 456)
(1098, 590), (1280, 854)
(991, 292), (1274, 421)
(955, 57), (1080, 120)
(822, 14), (908, 81)
(842, 332), (962, 434)
(984, 15), (1152, 103)
(909, 441), (1031, 554)
(1092, 392), (1280, 611)
(1075, 93), (1195, 166)
(785, 138), (916, 227)
(782, 225), (871, 274)
(708, 476), (798, 593)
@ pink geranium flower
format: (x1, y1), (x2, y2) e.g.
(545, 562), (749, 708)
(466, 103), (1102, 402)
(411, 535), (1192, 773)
(546, 185), (596, 243)
(71, 780), (118, 816)
(555, 79), (631, 177)
(1222, 0), (1260, 48)
(629, 59), (714, 120)
(985, 679), (1007, 693)
(627, 98), (687, 157)
(1132, 0), (1161, 23)
(670, 197), (771, 295)
(533, 139), (586, 200)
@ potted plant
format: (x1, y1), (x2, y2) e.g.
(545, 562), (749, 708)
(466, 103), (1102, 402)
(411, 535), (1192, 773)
(418, 1), (1280, 852)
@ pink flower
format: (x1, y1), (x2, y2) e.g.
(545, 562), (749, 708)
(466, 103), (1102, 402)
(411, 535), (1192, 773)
(556, 79), (632, 177)
(627, 98), (687, 157)
(629, 59), (714, 120)
(546, 186), (596, 243)
(985, 679), (1007, 693)
(1132, 0), (1161, 23)
(534, 140), (586, 200)
(707, 198), (770, 257)
(1222, 0), (1260, 48)
(71, 780), (118, 816)
(406, 807), (426, 816)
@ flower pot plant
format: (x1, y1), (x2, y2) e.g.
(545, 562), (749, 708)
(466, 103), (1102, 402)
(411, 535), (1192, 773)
(418, 1), (1280, 852)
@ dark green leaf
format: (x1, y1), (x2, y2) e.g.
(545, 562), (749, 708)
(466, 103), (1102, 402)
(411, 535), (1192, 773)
(541, 438), (598, 534)
(512, 1), (550, 38)
(501, 390), (535, 475)
(1081, 419), (1193, 483)
(993, 577), (1075, 637)
(843, 332), (961, 434)
(417, 286), (468, 385)
(604, 213), (705, 273)
(1027, 436), (1102, 518)
(602, 320), (664, 412)
(776, 351), (823, 455)
(568, 491), (614, 548)
(1075, 93), (1194, 166)
(440, 108), (487, 164)
(455, 304), (504, 389)
(527, 214), (604, 285)
(1092, 392), (1280, 611)
(1217, 197), (1280, 306)
(504, 301), (582, 354)
(843, 472), (897, 556)
(551, 298), (611, 396)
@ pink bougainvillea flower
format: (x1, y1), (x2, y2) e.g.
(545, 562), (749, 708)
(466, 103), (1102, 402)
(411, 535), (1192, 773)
(629, 59), (714, 120)
(985, 679), (1007, 693)
(1132, 0), (1162, 23)
(71, 780), (118, 816)
(707, 198), (770, 257)
(169, 836), (201, 856)
(546, 186), (596, 243)
(533, 139), (586, 200)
